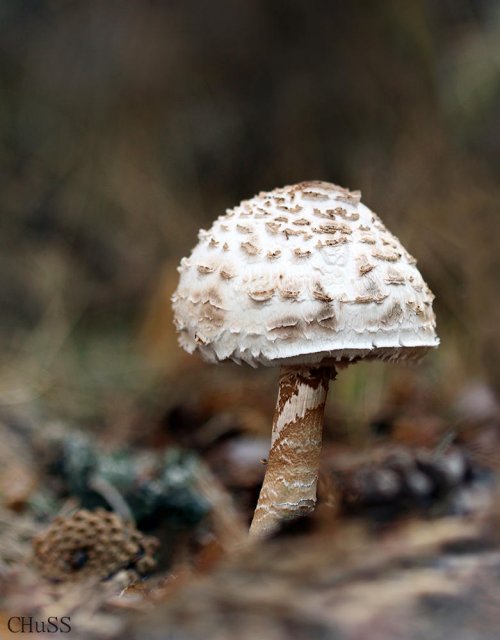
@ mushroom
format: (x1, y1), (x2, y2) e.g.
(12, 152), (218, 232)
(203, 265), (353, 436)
(172, 181), (439, 537)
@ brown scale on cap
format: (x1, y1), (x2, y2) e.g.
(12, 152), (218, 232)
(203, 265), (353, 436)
(240, 241), (260, 256)
(335, 191), (362, 205)
(267, 249), (282, 260)
(314, 208), (336, 220)
(356, 278), (387, 302)
(385, 266), (406, 285)
(316, 306), (337, 329)
(312, 283), (333, 303)
(317, 237), (349, 247)
(197, 264), (215, 275)
(359, 234), (377, 244)
(32, 509), (158, 582)
(354, 293), (389, 304)
(372, 249), (402, 262)
(248, 288), (275, 302)
(345, 212), (360, 221)
(381, 302), (404, 325)
(265, 222), (280, 234)
(294, 248), (312, 258)
(207, 287), (223, 305)
(267, 315), (300, 332)
(236, 224), (253, 234)
(315, 223), (352, 235)
(220, 267), (235, 280)
(357, 255), (376, 276)
(406, 300), (425, 317)
(280, 286), (300, 300)
(283, 228), (303, 238)
(301, 190), (330, 201)
(269, 322), (304, 340)
(199, 302), (226, 328)
(254, 208), (269, 218)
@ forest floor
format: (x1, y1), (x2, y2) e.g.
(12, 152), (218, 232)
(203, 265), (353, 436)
(1, 354), (499, 640)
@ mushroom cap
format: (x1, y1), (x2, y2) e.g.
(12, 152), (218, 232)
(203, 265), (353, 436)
(172, 181), (439, 367)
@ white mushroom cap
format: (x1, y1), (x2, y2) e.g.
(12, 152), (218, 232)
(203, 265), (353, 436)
(172, 181), (439, 367)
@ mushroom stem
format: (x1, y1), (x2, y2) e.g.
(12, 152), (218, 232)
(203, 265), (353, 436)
(249, 365), (334, 538)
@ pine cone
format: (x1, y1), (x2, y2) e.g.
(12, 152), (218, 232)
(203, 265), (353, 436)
(339, 446), (475, 514)
(32, 509), (159, 582)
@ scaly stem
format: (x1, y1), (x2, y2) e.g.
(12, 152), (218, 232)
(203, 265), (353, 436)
(249, 365), (333, 538)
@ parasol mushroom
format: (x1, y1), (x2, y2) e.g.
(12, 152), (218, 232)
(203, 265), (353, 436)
(172, 181), (439, 537)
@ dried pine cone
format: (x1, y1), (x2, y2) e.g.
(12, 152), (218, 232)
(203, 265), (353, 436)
(338, 446), (480, 516)
(32, 509), (159, 582)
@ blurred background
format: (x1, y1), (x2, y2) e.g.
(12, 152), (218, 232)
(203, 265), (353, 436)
(0, 0), (498, 430)
(1, 3), (500, 633)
